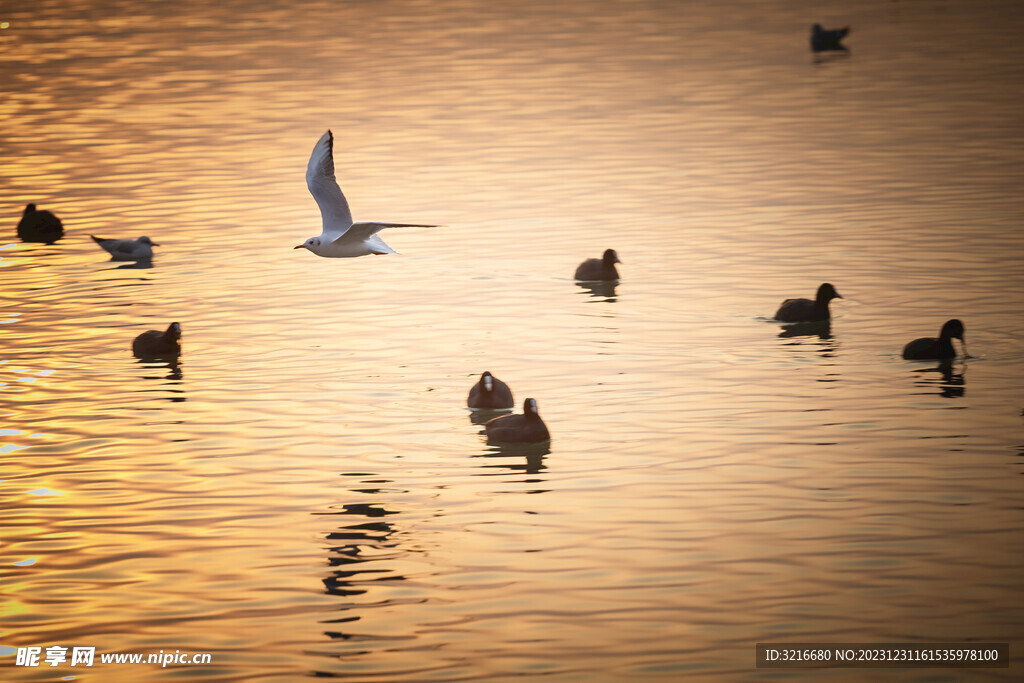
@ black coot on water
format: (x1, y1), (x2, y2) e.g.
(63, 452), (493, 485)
(902, 319), (966, 360)
(574, 249), (621, 281)
(17, 203), (64, 243)
(811, 24), (849, 52)
(774, 283), (842, 323)
(467, 371), (514, 409)
(485, 398), (550, 443)
(133, 323), (182, 358)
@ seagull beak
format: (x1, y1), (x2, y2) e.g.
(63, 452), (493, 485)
(151, 242), (161, 246)
(293, 244), (304, 250)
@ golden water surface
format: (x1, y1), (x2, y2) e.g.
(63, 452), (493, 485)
(2, 0), (1023, 680)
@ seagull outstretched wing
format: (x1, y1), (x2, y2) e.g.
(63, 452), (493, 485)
(341, 221), (439, 244)
(306, 130), (354, 240)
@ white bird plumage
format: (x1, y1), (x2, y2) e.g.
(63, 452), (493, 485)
(294, 130), (437, 258)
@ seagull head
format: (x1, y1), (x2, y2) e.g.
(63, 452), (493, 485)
(295, 237), (321, 252)
(138, 236), (160, 246)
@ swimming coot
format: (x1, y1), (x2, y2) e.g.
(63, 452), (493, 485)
(17, 203), (64, 243)
(133, 322), (181, 358)
(467, 371), (514, 409)
(574, 249), (621, 281)
(811, 24), (850, 52)
(902, 319), (965, 360)
(484, 398), (550, 443)
(774, 283), (842, 322)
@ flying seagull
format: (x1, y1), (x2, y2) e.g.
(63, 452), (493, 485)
(294, 130), (437, 258)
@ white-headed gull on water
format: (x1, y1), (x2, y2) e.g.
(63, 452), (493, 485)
(294, 130), (437, 258)
(91, 235), (159, 261)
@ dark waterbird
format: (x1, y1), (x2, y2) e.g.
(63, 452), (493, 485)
(17, 203), (64, 243)
(467, 371), (514, 410)
(902, 319), (966, 360)
(484, 398), (550, 444)
(574, 248), (621, 281)
(774, 283), (842, 323)
(811, 24), (850, 52)
(133, 322), (182, 358)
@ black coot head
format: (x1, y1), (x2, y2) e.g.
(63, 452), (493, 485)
(166, 322), (182, 340)
(24, 203), (37, 214)
(525, 398), (539, 415)
(603, 249), (621, 264)
(817, 283), (841, 301)
(940, 319), (965, 340)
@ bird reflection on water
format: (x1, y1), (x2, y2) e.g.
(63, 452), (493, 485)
(777, 320), (832, 340)
(776, 320), (839, 366)
(575, 280), (618, 301)
(474, 441), (550, 476)
(135, 358), (184, 399)
(910, 359), (966, 399)
(467, 408), (513, 426)
(316, 502), (402, 601)
(813, 51), (850, 65)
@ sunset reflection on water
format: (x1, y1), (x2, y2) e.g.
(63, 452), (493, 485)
(2, 0), (1024, 679)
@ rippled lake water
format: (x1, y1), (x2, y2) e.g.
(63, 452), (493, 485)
(2, 0), (1023, 680)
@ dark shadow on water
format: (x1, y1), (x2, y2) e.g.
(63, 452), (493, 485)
(135, 357), (185, 400)
(575, 280), (618, 302)
(467, 407), (513, 426)
(910, 359), (966, 398)
(473, 441), (550, 476)
(774, 320), (838, 359)
(311, 498), (410, 656)
(308, 476), (426, 673)
(315, 501), (403, 598)
(778, 320), (832, 340)
(813, 49), (850, 65)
